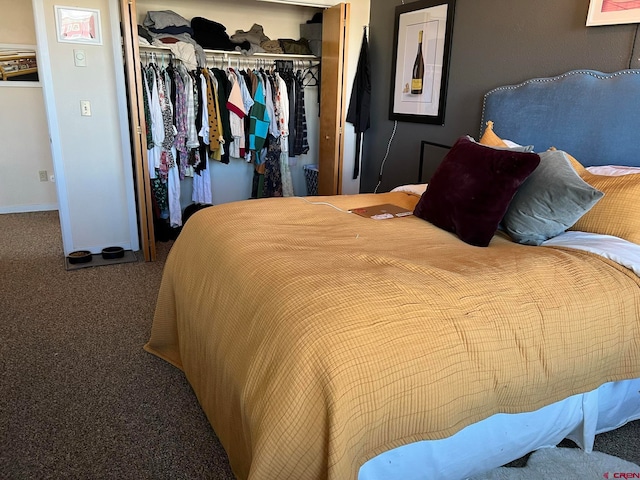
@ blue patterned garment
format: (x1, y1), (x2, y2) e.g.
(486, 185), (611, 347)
(249, 75), (270, 157)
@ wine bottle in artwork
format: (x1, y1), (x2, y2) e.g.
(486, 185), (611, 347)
(411, 30), (425, 95)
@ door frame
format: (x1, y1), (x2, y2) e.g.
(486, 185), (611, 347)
(318, 2), (350, 196)
(120, 0), (156, 261)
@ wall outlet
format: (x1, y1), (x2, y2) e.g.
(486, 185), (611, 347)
(39, 170), (48, 182)
(80, 100), (91, 116)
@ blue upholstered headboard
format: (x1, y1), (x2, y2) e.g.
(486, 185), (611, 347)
(481, 69), (640, 167)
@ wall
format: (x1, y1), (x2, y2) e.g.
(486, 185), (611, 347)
(362, 0), (640, 193)
(342, 0), (371, 194)
(0, 0), (57, 213)
(33, 0), (139, 255)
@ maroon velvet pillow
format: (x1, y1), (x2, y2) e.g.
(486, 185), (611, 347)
(413, 136), (540, 247)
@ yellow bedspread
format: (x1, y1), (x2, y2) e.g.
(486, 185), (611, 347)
(145, 191), (640, 480)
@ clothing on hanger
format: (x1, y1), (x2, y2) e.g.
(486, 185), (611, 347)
(139, 51), (317, 209)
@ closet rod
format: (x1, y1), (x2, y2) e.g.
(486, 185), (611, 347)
(140, 50), (171, 66)
(139, 46), (320, 71)
(139, 45), (319, 62)
(220, 56), (320, 70)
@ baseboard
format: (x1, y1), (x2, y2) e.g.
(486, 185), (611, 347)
(0, 203), (58, 214)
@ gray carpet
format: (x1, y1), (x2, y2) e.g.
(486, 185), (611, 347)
(1, 210), (638, 479)
(1, 211), (235, 479)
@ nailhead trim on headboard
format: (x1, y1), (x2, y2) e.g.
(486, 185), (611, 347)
(479, 69), (640, 167)
(480, 69), (640, 136)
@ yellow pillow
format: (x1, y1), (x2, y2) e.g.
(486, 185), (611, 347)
(567, 155), (640, 244)
(563, 149), (589, 176)
(479, 120), (509, 148)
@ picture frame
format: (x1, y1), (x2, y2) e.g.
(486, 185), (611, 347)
(586, 0), (640, 26)
(419, 139), (451, 183)
(54, 6), (102, 45)
(389, 0), (456, 125)
(0, 44), (39, 85)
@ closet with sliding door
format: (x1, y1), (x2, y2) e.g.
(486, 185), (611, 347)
(119, 0), (349, 261)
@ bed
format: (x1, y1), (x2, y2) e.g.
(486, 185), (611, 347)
(145, 69), (640, 480)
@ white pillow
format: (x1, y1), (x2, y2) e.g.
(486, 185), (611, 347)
(503, 139), (533, 150)
(390, 184), (428, 196)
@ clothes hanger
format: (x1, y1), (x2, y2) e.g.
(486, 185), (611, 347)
(302, 63), (319, 87)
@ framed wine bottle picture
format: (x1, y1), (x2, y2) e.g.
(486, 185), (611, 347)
(389, 0), (456, 125)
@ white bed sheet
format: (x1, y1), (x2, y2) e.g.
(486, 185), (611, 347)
(359, 379), (640, 480)
(587, 165), (640, 176)
(543, 231), (640, 276)
(359, 231), (640, 480)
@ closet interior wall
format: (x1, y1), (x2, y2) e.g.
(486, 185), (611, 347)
(133, 0), (324, 226)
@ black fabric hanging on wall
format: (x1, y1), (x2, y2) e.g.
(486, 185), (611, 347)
(346, 28), (371, 180)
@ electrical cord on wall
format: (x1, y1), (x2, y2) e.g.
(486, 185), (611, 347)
(373, 1), (404, 194)
(374, 120), (398, 194)
(629, 23), (640, 69)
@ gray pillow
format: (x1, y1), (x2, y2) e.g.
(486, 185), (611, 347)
(502, 150), (604, 246)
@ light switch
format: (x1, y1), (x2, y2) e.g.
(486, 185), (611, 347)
(74, 49), (87, 67)
(80, 100), (91, 116)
